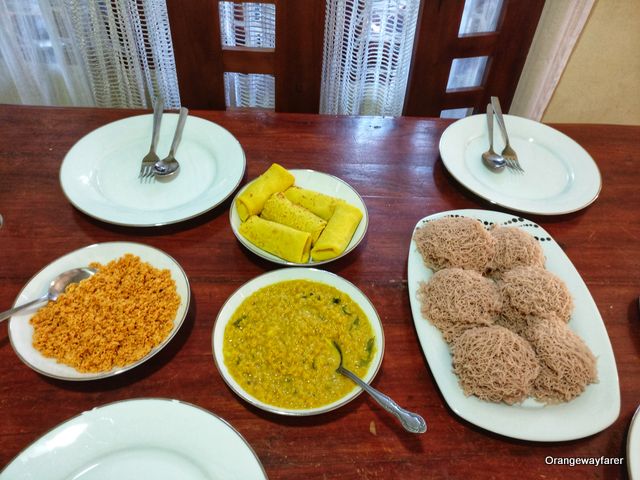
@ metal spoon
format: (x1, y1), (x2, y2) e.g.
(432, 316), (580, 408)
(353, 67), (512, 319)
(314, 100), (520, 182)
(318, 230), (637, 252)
(0, 267), (96, 322)
(153, 107), (188, 177)
(482, 103), (506, 173)
(332, 341), (427, 434)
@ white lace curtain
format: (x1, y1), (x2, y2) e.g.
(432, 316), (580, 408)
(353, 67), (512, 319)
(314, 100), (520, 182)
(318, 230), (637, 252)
(0, 0), (502, 116)
(0, 0), (180, 108)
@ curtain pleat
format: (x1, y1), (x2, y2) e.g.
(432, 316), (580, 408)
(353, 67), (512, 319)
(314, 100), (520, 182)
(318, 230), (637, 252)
(0, 0), (180, 108)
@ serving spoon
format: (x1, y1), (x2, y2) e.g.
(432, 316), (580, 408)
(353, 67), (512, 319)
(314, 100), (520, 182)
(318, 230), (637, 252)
(0, 267), (96, 322)
(332, 341), (427, 433)
(481, 103), (506, 173)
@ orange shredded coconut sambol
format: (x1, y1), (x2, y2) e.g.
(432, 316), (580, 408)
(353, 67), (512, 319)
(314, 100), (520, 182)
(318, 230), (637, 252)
(30, 254), (180, 373)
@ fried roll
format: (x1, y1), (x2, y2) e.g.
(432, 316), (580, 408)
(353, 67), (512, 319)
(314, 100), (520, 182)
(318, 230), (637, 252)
(311, 203), (363, 261)
(239, 215), (311, 263)
(260, 192), (327, 244)
(284, 186), (342, 221)
(236, 163), (295, 221)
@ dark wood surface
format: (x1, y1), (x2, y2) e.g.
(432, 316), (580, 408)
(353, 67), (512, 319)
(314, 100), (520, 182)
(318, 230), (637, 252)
(0, 104), (639, 479)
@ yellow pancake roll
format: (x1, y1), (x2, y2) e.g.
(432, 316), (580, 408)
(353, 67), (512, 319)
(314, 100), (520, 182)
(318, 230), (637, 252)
(239, 215), (312, 263)
(236, 163), (295, 221)
(311, 203), (363, 261)
(260, 192), (327, 245)
(284, 186), (342, 221)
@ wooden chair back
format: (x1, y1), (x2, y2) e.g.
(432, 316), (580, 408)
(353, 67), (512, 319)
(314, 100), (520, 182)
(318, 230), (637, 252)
(167, 0), (544, 116)
(166, 0), (325, 113)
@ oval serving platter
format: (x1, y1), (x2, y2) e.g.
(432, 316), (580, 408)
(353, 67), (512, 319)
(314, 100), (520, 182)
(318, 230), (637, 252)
(407, 209), (619, 441)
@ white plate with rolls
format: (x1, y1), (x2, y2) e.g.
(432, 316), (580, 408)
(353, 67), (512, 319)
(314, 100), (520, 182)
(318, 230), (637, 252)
(229, 168), (368, 266)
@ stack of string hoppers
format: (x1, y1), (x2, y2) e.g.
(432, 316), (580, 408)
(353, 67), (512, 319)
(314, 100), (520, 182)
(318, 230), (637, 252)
(413, 216), (597, 405)
(236, 163), (363, 263)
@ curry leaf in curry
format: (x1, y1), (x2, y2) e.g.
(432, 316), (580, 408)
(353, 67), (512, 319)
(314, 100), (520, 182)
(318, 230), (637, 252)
(357, 337), (375, 368)
(233, 314), (247, 328)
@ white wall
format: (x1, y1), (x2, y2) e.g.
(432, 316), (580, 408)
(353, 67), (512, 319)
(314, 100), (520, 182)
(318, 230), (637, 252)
(542, 0), (640, 125)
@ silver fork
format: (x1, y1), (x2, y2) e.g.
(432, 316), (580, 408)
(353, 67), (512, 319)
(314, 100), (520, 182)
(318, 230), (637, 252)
(139, 96), (164, 181)
(491, 96), (524, 173)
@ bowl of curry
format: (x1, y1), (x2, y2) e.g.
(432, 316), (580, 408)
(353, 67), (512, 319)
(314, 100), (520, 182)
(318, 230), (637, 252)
(212, 268), (385, 416)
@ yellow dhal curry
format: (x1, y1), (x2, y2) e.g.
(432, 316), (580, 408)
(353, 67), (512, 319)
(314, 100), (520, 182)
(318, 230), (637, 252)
(223, 280), (376, 409)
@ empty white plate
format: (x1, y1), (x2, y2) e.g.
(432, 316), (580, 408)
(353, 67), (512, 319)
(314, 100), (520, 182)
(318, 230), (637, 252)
(1, 398), (267, 479)
(60, 114), (245, 226)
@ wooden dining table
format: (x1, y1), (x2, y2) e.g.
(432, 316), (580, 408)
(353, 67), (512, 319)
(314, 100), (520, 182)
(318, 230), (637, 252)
(0, 104), (638, 479)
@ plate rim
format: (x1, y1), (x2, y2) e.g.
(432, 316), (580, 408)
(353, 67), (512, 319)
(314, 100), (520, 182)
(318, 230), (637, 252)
(0, 397), (267, 479)
(211, 267), (385, 416)
(8, 241), (191, 381)
(628, 404), (640, 479)
(229, 168), (369, 266)
(59, 113), (246, 227)
(438, 114), (602, 215)
(407, 208), (620, 441)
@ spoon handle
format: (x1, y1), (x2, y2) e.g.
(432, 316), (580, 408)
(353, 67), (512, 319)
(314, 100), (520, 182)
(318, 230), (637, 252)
(0, 294), (48, 322)
(486, 103), (495, 149)
(339, 366), (427, 434)
(168, 107), (189, 156)
(490, 96), (510, 145)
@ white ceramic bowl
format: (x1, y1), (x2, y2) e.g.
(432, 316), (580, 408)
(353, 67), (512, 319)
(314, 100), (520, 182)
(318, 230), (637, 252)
(229, 169), (368, 266)
(212, 267), (384, 415)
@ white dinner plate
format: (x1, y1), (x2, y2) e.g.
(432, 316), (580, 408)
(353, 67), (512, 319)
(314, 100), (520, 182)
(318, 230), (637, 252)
(407, 209), (620, 441)
(8, 242), (190, 381)
(629, 405), (640, 479)
(60, 114), (245, 226)
(0, 398), (267, 480)
(229, 169), (368, 266)
(212, 267), (384, 416)
(438, 114), (602, 215)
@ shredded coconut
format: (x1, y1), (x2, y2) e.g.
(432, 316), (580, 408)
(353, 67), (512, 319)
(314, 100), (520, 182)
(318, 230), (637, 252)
(31, 254), (180, 373)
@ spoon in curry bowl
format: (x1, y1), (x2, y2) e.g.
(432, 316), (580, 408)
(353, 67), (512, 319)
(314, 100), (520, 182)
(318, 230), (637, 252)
(0, 267), (96, 322)
(332, 340), (427, 433)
